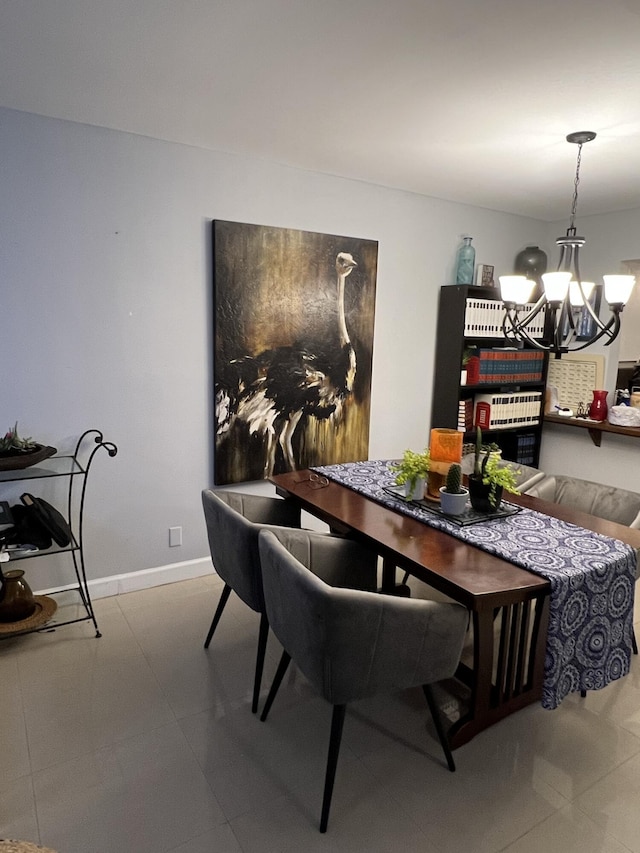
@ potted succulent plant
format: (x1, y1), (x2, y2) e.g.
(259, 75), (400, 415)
(389, 448), (430, 500)
(468, 427), (519, 511)
(0, 423), (56, 471)
(439, 462), (469, 516)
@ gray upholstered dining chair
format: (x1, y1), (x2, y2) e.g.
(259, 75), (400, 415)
(201, 488), (303, 713)
(522, 474), (640, 529)
(257, 527), (469, 833)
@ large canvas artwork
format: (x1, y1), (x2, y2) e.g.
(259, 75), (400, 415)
(213, 221), (378, 484)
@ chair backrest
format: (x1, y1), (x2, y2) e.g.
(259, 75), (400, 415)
(258, 528), (468, 706)
(524, 475), (640, 528)
(201, 489), (301, 612)
(503, 462), (546, 493)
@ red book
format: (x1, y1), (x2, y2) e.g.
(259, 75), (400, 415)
(466, 356), (480, 385)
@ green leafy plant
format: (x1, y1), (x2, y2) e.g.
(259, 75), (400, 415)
(472, 426), (500, 478)
(389, 448), (430, 498)
(480, 455), (520, 502)
(443, 462), (463, 495)
(0, 422), (37, 455)
(471, 426), (519, 508)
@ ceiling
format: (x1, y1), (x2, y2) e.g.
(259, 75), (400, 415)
(2, 0), (640, 221)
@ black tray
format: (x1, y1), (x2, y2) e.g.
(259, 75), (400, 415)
(382, 485), (521, 527)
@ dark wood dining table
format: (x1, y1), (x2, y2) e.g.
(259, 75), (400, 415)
(271, 469), (640, 749)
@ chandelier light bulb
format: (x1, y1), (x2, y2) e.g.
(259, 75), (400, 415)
(603, 275), (635, 306)
(499, 275), (535, 305)
(541, 272), (571, 304)
(568, 280), (595, 306)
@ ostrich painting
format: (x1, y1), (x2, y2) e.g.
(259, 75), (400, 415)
(213, 222), (377, 484)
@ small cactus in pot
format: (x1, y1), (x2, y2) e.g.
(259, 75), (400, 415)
(444, 462), (463, 495)
(439, 462), (469, 516)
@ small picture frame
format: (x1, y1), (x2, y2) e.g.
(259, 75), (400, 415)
(475, 264), (495, 287)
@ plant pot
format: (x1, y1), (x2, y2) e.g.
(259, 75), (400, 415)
(404, 477), (426, 501)
(439, 486), (469, 517)
(468, 476), (503, 513)
(0, 444), (57, 471)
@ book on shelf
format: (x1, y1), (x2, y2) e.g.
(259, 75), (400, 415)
(457, 398), (474, 432)
(515, 432), (537, 465)
(464, 298), (545, 340)
(474, 391), (542, 430)
(475, 264), (495, 287)
(465, 348), (545, 385)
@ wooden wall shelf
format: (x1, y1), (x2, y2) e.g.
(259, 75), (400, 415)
(544, 413), (640, 447)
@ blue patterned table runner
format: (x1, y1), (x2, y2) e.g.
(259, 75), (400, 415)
(313, 460), (637, 709)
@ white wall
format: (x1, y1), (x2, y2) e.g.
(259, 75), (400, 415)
(1, 106), (555, 590)
(539, 209), (640, 489)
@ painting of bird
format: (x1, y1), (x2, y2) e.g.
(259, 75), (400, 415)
(213, 222), (377, 484)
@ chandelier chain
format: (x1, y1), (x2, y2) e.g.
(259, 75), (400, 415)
(569, 143), (583, 231)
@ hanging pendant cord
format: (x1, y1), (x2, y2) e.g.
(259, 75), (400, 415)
(568, 143), (583, 233)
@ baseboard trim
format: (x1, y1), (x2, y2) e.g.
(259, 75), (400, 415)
(37, 557), (214, 600)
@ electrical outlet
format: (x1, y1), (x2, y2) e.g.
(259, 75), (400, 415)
(169, 526), (182, 547)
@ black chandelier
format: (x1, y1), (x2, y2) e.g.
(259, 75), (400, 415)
(499, 132), (635, 357)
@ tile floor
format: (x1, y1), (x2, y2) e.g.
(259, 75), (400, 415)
(2, 575), (640, 853)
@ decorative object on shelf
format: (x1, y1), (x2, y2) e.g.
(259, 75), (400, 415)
(514, 245), (547, 299)
(0, 568), (36, 622)
(389, 448), (430, 501)
(515, 245), (548, 281)
(468, 427), (520, 511)
(499, 132), (636, 356)
(455, 236), (475, 285)
(439, 463), (469, 516)
(608, 405), (640, 427)
(428, 428), (463, 498)
(0, 423), (56, 472)
(475, 264), (495, 287)
(588, 389), (609, 422)
(0, 595), (57, 636)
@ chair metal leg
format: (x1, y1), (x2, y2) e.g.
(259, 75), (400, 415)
(260, 650), (291, 722)
(203, 583), (232, 649)
(252, 612), (269, 714)
(422, 684), (455, 772)
(320, 704), (346, 833)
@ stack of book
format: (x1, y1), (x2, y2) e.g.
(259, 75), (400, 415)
(474, 391), (542, 430)
(515, 432), (537, 465)
(464, 298), (545, 340)
(466, 348), (545, 385)
(457, 399), (474, 432)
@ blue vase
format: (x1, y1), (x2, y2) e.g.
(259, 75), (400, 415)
(456, 236), (475, 285)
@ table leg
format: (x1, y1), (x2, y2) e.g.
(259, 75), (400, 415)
(447, 594), (548, 749)
(380, 558), (411, 596)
